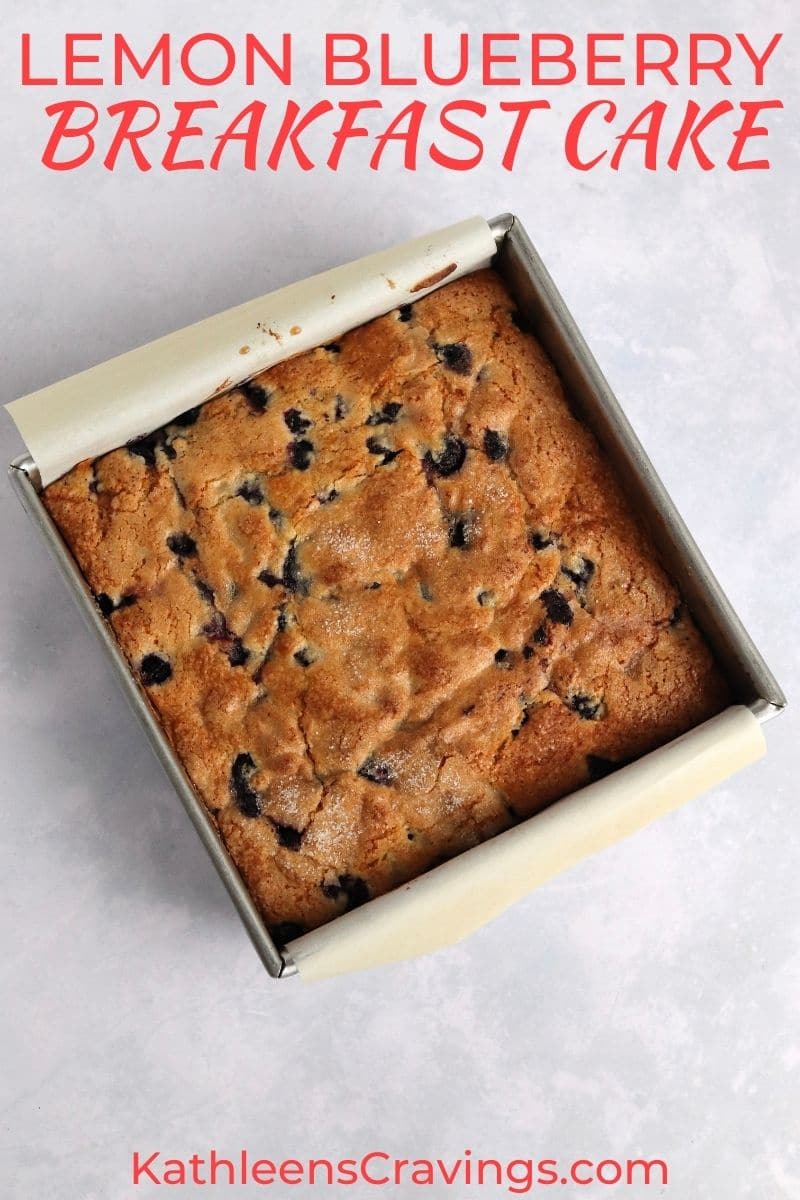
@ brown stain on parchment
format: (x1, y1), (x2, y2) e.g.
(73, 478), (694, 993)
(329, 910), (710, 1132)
(410, 262), (457, 293)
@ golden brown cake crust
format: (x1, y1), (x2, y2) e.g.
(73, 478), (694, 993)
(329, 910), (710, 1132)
(43, 270), (729, 939)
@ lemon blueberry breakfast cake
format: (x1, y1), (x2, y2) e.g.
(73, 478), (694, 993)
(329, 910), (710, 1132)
(43, 269), (729, 941)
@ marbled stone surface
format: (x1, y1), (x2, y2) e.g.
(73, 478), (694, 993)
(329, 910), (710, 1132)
(1, 0), (797, 1196)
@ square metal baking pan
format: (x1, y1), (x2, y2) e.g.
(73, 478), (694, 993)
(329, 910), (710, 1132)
(8, 212), (786, 979)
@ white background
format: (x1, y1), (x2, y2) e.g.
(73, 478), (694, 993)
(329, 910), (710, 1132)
(1, 2), (798, 1197)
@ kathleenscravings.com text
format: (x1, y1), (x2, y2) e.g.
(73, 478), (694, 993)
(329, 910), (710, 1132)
(132, 1148), (669, 1191)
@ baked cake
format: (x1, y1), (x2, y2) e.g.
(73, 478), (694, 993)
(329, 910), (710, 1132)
(43, 269), (729, 942)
